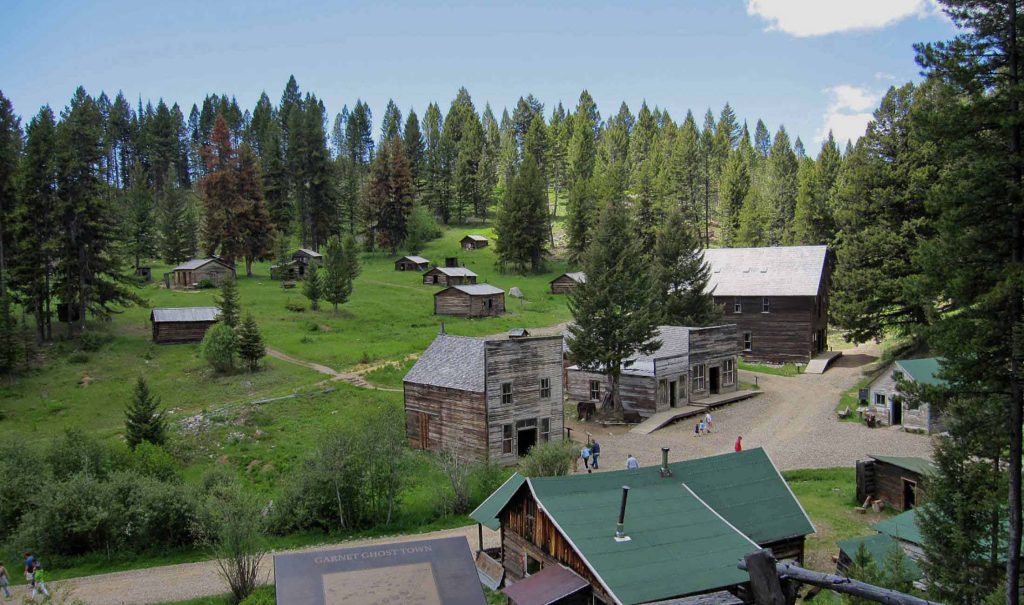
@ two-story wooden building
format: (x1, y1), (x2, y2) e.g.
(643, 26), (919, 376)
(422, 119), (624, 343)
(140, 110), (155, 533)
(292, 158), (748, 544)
(403, 331), (564, 464)
(471, 448), (814, 605)
(704, 245), (831, 364)
(566, 325), (740, 419)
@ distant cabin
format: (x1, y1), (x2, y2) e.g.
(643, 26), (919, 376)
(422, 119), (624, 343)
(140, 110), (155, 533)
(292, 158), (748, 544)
(270, 260), (301, 281)
(403, 332), (564, 463)
(434, 284), (505, 317)
(151, 307), (221, 344)
(856, 455), (935, 512)
(291, 249), (322, 277)
(567, 324), (741, 419)
(863, 358), (946, 433)
(165, 258), (235, 290)
(705, 245), (831, 364)
(422, 266), (478, 286)
(461, 235), (489, 250)
(508, 328), (530, 339)
(395, 255), (430, 272)
(550, 271), (586, 294)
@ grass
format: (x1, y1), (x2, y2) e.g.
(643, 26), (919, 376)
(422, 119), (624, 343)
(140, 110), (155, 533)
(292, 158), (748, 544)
(737, 360), (803, 377)
(835, 376), (872, 423)
(154, 586), (274, 605)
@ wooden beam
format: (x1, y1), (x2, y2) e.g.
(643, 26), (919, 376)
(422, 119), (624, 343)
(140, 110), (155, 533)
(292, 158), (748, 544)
(738, 559), (942, 605)
(744, 550), (786, 605)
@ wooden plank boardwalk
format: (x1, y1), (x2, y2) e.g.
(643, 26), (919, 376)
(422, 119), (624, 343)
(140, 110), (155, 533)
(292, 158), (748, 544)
(629, 389), (761, 435)
(804, 351), (843, 374)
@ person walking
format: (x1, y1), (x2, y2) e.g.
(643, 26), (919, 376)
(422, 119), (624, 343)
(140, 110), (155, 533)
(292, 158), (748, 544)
(693, 422), (700, 437)
(704, 412), (713, 433)
(30, 562), (48, 599)
(580, 444), (591, 471)
(22, 553), (33, 585)
(0, 561), (12, 599)
(626, 454), (639, 471)
(734, 435), (743, 452)
(590, 440), (601, 469)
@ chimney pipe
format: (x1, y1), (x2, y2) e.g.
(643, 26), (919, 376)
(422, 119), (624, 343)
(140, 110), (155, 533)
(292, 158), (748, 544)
(660, 447), (672, 477)
(615, 486), (631, 541)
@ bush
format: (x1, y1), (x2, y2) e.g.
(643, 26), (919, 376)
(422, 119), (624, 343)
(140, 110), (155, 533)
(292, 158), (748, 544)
(0, 437), (39, 537)
(126, 441), (180, 482)
(202, 323), (238, 373)
(200, 489), (268, 604)
(197, 278), (216, 289)
(518, 440), (576, 477)
(47, 428), (111, 481)
(79, 331), (108, 352)
(67, 352), (90, 364)
(239, 587), (275, 605)
(284, 302), (305, 313)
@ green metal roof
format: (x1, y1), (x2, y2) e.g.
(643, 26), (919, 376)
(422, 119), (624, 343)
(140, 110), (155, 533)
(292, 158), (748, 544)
(837, 533), (922, 581)
(872, 509), (923, 546)
(868, 455), (935, 477)
(895, 358), (945, 387)
(470, 473), (526, 530)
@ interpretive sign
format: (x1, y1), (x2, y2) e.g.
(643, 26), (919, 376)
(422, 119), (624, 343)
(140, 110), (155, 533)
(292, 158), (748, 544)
(274, 536), (486, 605)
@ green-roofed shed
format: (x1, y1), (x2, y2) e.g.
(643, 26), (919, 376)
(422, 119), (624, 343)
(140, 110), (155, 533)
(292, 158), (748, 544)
(837, 533), (922, 581)
(856, 455), (934, 512)
(471, 473), (525, 531)
(873, 509), (924, 546)
(863, 357), (947, 434)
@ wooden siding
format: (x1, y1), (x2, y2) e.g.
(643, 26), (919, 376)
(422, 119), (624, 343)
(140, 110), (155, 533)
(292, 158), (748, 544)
(874, 461), (923, 512)
(151, 320), (217, 344)
(402, 382), (488, 461)
(550, 275), (580, 294)
(763, 536), (806, 565)
(688, 326), (741, 398)
(422, 268), (477, 286)
(866, 364), (943, 433)
(485, 337), (565, 465)
(461, 238), (488, 250)
(395, 259), (428, 272)
(169, 263), (234, 289)
(434, 290), (505, 317)
(566, 369), (662, 417)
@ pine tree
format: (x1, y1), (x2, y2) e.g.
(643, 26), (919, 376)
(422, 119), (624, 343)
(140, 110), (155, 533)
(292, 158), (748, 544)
(402, 109), (425, 182)
(236, 313), (265, 372)
(124, 377), (167, 449)
(495, 154), (549, 273)
(200, 115), (244, 261)
(122, 165), (157, 270)
(567, 196), (659, 416)
(718, 139), (752, 247)
(565, 178), (596, 265)
(380, 99), (402, 142)
(215, 277), (241, 328)
(763, 127), (799, 245)
(0, 291), (19, 374)
(790, 156), (827, 245)
(368, 137), (416, 254)
(658, 111), (701, 224)
(567, 91), (599, 184)
(303, 263), (322, 311)
(421, 103), (444, 222)
(650, 208), (721, 326)
(753, 119), (770, 158)
(321, 235), (356, 313)
(0, 91), (20, 290)
(236, 144), (275, 276)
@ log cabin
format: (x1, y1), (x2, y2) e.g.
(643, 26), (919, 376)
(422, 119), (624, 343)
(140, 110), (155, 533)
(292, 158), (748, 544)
(291, 248), (322, 277)
(150, 307), (221, 344)
(863, 358), (946, 433)
(269, 260), (300, 281)
(550, 272), (586, 294)
(856, 455), (934, 512)
(434, 284), (505, 317)
(403, 331), (564, 465)
(461, 234), (489, 250)
(395, 255), (431, 271)
(704, 245), (831, 364)
(566, 325), (740, 419)
(470, 448), (814, 605)
(423, 266), (479, 286)
(164, 258), (235, 289)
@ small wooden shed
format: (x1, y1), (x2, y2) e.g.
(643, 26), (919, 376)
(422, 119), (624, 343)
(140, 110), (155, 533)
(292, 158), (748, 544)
(423, 266), (478, 286)
(435, 284), (505, 317)
(165, 258), (235, 289)
(550, 271), (586, 294)
(270, 260), (301, 281)
(151, 307), (221, 344)
(461, 235), (489, 250)
(291, 249), (322, 277)
(856, 455), (934, 511)
(395, 255), (430, 272)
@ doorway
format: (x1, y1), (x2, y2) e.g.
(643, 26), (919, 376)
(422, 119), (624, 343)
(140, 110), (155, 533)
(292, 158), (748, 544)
(516, 418), (538, 457)
(669, 381), (678, 408)
(891, 397), (903, 425)
(902, 478), (917, 509)
(709, 367), (721, 395)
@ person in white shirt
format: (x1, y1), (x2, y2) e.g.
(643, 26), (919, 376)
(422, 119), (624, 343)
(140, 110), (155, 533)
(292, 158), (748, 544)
(626, 454), (639, 471)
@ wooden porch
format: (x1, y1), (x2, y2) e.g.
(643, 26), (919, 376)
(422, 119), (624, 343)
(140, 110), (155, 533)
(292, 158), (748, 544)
(628, 389), (760, 435)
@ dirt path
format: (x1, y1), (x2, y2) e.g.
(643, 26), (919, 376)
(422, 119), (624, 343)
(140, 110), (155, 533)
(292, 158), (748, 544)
(46, 525), (499, 605)
(265, 347), (401, 392)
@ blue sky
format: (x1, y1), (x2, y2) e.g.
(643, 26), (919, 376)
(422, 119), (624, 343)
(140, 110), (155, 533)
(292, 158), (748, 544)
(0, 0), (956, 149)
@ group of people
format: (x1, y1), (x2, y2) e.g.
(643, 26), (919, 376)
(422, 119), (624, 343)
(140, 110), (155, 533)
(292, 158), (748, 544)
(579, 440), (601, 471)
(0, 553), (50, 601)
(693, 412), (714, 436)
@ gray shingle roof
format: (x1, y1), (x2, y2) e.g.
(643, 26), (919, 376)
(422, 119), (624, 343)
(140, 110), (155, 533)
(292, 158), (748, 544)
(552, 271), (586, 284)
(448, 284), (504, 296)
(569, 325), (694, 377)
(404, 335), (486, 392)
(172, 258), (229, 271)
(295, 248), (323, 258)
(463, 234), (489, 241)
(398, 255), (430, 264)
(703, 245), (828, 297)
(429, 267), (478, 277)
(150, 307), (221, 323)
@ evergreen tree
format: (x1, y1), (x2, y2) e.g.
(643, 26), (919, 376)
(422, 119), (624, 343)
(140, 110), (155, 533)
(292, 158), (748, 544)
(790, 155), (828, 245)
(368, 136), (416, 254)
(650, 208), (721, 326)
(260, 122), (291, 234)
(753, 119), (770, 158)
(495, 154), (549, 273)
(567, 91), (599, 184)
(215, 277), (241, 328)
(405, 203), (440, 254)
(121, 164), (156, 269)
(237, 313), (266, 372)
(497, 109), (519, 192)
(718, 138), (752, 247)
(402, 109), (425, 182)
(565, 178), (596, 265)
(567, 196), (659, 416)
(658, 111), (701, 224)
(714, 103), (740, 154)
(0, 291), (18, 374)
(0, 91), (20, 288)
(380, 99), (402, 142)
(421, 103), (444, 222)
(763, 127), (799, 245)
(124, 377), (167, 449)
(698, 109), (718, 246)
(321, 235), (356, 313)
(736, 187), (768, 246)
(303, 263), (322, 311)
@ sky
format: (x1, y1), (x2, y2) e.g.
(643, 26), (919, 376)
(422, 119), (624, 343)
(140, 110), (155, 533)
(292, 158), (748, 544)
(0, 0), (957, 150)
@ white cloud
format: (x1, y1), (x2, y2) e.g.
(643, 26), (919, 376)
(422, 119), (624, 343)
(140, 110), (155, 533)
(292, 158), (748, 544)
(746, 0), (942, 37)
(874, 71), (897, 81)
(816, 85), (882, 145)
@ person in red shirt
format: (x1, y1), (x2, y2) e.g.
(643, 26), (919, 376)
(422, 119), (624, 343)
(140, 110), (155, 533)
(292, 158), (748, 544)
(734, 436), (743, 452)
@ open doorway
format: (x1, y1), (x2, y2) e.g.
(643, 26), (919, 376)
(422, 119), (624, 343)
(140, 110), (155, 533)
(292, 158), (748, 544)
(902, 478), (917, 509)
(891, 397), (903, 425)
(516, 418), (537, 457)
(669, 381), (678, 408)
(709, 367), (721, 395)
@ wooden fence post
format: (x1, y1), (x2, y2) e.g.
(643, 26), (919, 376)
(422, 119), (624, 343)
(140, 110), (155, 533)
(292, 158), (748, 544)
(744, 550), (786, 605)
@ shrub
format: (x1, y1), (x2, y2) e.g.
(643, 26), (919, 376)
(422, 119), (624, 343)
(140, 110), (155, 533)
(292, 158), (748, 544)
(202, 323), (238, 373)
(0, 437), (39, 536)
(67, 352), (90, 364)
(518, 440), (576, 477)
(239, 587), (276, 605)
(47, 428), (111, 481)
(284, 301), (305, 313)
(125, 376), (167, 448)
(127, 441), (180, 482)
(79, 331), (107, 352)
(196, 278), (216, 289)
(200, 489), (268, 604)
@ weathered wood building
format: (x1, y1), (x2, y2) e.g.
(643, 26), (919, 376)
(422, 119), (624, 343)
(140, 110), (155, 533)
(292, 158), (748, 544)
(291, 248), (322, 277)
(150, 307), (221, 344)
(403, 331), (564, 464)
(470, 448), (814, 605)
(566, 325), (740, 419)
(395, 255), (430, 271)
(461, 234), (489, 250)
(856, 455), (934, 511)
(704, 245), (831, 364)
(434, 284), (505, 317)
(269, 260), (300, 281)
(423, 266), (478, 286)
(549, 272), (586, 294)
(863, 358), (946, 433)
(164, 258), (235, 289)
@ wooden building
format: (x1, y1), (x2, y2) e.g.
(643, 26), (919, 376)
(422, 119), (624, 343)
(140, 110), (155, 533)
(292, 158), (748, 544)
(470, 448), (814, 605)
(422, 266), (478, 286)
(403, 331), (564, 464)
(269, 260), (300, 281)
(836, 533), (922, 583)
(461, 234), (489, 250)
(395, 255), (430, 272)
(566, 325), (740, 419)
(165, 258), (235, 289)
(550, 272), (586, 294)
(856, 455), (934, 511)
(434, 284), (505, 317)
(291, 248), (322, 277)
(704, 245), (831, 364)
(863, 358), (946, 433)
(150, 307), (221, 344)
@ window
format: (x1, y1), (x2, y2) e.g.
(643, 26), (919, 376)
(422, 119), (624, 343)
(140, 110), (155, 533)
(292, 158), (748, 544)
(743, 332), (752, 352)
(525, 554), (542, 576)
(502, 424), (513, 454)
(733, 298), (742, 313)
(762, 297), (771, 313)
(501, 382), (513, 405)
(589, 380), (601, 401)
(722, 359), (735, 386)
(540, 378), (551, 399)
(540, 418), (550, 442)
(692, 364), (706, 392)
(874, 393), (886, 406)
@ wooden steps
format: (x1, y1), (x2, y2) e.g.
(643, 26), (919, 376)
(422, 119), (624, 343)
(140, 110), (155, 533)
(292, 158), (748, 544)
(805, 351), (843, 374)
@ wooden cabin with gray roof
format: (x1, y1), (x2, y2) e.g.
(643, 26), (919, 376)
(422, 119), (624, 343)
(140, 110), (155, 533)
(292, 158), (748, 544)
(394, 255), (430, 272)
(550, 271), (586, 294)
(403, 330), (564, 464)
(566, 325), (740, 419)
(704, 245), (831, 364)
(164, 257), (235, 289)
(422, 266), (478, 286)
(150, 307), (221, 343)
(434, 284), (505, 317)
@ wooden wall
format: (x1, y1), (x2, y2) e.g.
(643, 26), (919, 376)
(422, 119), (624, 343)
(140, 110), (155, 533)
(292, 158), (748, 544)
(152, 321), (217, 344)
(566, 369), (659, 417)
(688, 325), (741, 397)
(402, 382), (488, 461)
(434, 290), (504, 317)
(716, 295), (818, 363)
(763, 536), (806, 565)
(170, 264), (234, 289)
(874, 461), (922, 511)
(550, 276), (579, 294)
(395, 260), (428, 271)
(422, 270), (477, 286)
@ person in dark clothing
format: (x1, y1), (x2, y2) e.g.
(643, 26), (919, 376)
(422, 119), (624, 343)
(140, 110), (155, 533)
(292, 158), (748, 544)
(590, 440), (601, 469)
